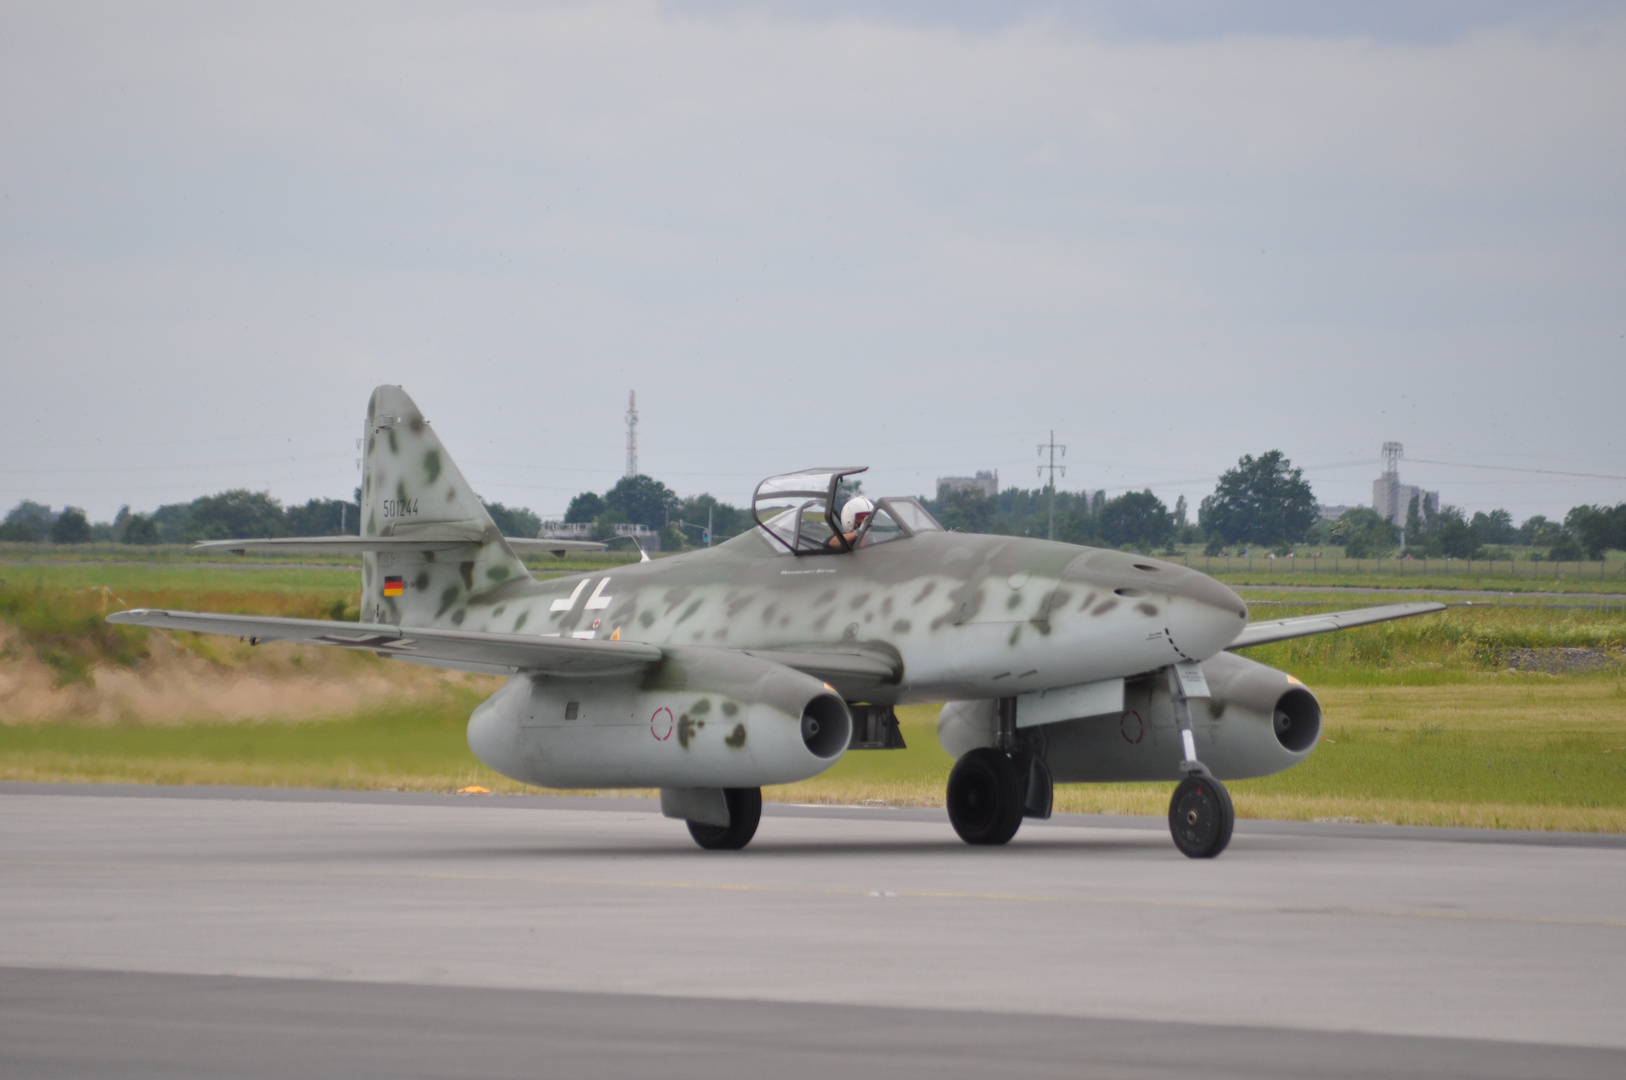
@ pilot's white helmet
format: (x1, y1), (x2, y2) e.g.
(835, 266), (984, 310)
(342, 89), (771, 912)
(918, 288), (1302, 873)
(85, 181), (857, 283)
(840, 497), (875, 534)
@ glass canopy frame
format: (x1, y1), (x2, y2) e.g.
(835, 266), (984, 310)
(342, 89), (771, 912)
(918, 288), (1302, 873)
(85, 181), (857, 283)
(751, 466), (943, 555)
(751, 466), (867, 555)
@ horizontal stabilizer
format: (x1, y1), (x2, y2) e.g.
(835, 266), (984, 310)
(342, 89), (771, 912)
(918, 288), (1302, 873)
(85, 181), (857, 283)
(1228, 601), (1446, 650)
(506, 538), (612, 555)
(107, 609), (659, 676)
(194, 535), (607, 556)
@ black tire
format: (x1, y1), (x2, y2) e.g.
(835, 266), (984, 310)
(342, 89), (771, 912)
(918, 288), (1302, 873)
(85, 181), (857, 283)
(946, 748), (1024, 846)
(1168, 775), (1234, 859)
(687, 787), (763, 851)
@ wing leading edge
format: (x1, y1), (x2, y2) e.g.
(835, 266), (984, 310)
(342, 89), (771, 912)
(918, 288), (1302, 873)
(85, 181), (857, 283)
(107, 609), (660, 676)
(1228, 601), (1446, 650)
(194, 536), (607, 556)
(105, 610), (902, 691)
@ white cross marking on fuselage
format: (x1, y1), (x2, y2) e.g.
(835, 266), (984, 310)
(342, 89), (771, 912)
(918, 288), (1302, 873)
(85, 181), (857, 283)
(550, 579), (588, 612)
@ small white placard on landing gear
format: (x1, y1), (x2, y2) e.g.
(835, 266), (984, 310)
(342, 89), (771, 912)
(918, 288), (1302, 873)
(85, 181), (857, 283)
(1174, 660), (1211, 699)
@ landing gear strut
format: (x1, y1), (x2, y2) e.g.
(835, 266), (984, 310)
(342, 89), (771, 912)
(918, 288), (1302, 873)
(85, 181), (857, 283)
(687, 787), (762, 850)
(1166, 663), (1233, 859)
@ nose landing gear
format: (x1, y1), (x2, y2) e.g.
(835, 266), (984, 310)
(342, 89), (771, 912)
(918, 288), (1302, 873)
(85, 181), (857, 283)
(1166, 662), (1234, 859)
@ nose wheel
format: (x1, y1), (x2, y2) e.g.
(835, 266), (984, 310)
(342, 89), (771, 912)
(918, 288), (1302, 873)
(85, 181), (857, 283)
(1168, 774), (1233, 858)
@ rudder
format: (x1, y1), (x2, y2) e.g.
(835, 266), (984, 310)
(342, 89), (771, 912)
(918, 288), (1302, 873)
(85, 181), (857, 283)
(359, 386), (530, 627)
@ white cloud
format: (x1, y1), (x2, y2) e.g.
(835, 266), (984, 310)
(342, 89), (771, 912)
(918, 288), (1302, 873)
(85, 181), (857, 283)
(2, 2), (1623, 519)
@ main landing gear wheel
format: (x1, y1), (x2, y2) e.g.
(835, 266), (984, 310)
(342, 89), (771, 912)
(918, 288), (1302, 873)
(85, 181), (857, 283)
(1168, 775), (1234, 859)
(946, 748), (1024, 846)
(687, 787), (762, 851)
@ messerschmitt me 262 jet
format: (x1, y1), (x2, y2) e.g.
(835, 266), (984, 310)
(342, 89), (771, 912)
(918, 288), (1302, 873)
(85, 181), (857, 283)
(111, 387), (1442, 857)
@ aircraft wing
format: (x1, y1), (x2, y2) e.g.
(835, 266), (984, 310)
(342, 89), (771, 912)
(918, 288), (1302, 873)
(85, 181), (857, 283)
(194, 536), (607, 556)
(1228, 601), (1446, 650)
(107, 609), (659, 676)
(741, 648), (901, 698)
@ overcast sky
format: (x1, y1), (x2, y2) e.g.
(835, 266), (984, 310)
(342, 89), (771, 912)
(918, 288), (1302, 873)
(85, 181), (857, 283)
(3, 1), (1623, 525)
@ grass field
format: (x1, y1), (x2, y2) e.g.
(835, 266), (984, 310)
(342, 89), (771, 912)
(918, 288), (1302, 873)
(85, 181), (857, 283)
(4, 682), (1621, 832)
(3, 559), (1624, 832)
(8, 540), (1625, 592)
(0, 541), (641, 572)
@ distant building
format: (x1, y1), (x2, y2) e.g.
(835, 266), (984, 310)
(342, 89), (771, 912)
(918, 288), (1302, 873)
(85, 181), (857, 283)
(1373, 480), (1438, 525)
(1372, 443), (1438, 525)
(1317, 504), (1357, 521)
(937, 470), (999, 498)
(540, 520), (661, 552)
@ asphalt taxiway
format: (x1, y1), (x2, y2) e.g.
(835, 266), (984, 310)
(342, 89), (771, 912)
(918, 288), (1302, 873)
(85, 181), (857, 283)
(2, 784), (1623, 1079)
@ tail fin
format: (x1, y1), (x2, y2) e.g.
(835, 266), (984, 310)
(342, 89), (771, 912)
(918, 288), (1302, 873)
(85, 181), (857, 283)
(360, 386), (530, 627)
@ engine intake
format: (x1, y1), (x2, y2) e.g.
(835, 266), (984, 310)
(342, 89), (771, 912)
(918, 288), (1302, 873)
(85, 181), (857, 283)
(800, 694), (852, 758)
(1272, 687), (1321, 752)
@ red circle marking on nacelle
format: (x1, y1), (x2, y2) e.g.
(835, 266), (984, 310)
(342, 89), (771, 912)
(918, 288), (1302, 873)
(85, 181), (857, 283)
(651, 706), (674, 741)
(1120, 710), (1144, 745)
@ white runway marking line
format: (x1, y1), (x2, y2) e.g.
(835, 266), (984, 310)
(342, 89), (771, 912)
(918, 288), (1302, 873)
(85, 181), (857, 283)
(6, 856), (1624, 931)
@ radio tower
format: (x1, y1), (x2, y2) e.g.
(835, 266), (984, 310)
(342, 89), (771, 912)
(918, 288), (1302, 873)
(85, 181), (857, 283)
(1037, 430), (1067, 541)
(625, 391), (640, 478)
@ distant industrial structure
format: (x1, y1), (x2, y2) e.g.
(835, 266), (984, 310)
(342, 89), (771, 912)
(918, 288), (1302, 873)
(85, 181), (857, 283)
(624, 391), (639, 478)
(937, 470), (999, 498)
(1372, 442), (1438, 525)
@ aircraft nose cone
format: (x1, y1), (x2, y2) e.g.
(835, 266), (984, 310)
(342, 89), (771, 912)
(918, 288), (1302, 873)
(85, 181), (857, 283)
(1171, 569), (1248, 620)
(1062, 550), (1245, 614)
(1061, 550), (1247, 657)
(1168, 570), (1249, 657)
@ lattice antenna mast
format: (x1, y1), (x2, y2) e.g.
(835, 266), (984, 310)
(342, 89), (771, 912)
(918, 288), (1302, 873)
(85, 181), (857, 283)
(625, 391), (639, 478)
(1037, 430), (1067, 541)
(1382, 441), (1403, 477)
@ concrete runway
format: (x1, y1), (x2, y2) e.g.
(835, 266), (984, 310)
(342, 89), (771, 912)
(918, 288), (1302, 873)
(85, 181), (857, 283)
(2, 785), (1624, 1079)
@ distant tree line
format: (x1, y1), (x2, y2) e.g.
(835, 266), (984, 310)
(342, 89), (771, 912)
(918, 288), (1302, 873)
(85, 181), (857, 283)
(7, 460), (1625, 561)
(1321, 499), (1626, 561)
(563, 475), (752, 551)
(924, 485), (1189, 551)
(920, 448), (1626, 561)
(0, 490), (539, 545)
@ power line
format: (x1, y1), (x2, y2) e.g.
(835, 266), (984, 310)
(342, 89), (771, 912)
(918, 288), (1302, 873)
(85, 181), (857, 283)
(0, 454), (349, 476)
(1405, 458), (1626, 481)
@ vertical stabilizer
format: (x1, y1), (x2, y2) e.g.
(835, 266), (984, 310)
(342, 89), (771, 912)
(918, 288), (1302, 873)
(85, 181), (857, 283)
(359, 386), (530, 627)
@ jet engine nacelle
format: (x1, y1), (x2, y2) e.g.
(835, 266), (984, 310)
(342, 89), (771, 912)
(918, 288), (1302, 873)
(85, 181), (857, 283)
(467, 646), (852, 790)
(938, 650), (1321, 783)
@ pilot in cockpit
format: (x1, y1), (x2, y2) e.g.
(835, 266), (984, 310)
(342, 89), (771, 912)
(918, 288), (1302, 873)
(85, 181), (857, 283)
(828, 496), (874, 550)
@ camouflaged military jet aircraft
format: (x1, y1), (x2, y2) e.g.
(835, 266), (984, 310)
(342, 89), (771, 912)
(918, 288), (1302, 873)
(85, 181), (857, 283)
(110, 386), (1443, 857)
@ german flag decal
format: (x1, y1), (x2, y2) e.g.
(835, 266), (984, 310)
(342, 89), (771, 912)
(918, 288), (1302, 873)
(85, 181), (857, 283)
(383, 576), (404, 597)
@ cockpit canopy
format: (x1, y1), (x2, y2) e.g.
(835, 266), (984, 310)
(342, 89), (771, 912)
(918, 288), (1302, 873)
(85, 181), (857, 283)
(751, 466), (943, 555)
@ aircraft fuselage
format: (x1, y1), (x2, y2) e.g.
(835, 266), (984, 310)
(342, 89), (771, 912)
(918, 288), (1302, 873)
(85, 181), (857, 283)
(448, 528), (1248, 704)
